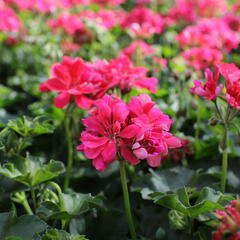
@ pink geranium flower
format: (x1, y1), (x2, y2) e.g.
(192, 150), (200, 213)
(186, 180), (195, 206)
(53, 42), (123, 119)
(40, 56), (111, 109)
(78, 94), (181, 171)
(189, 68), (223, 100)
(182, 47), (223, 70)
(0, 7), (21, 32)
(121, 40), (154, 59)
(48, 12), (85, 35)
(121, 7), (164, 38)
(213, 200), (240, 240)
(216, 62), (240, 109)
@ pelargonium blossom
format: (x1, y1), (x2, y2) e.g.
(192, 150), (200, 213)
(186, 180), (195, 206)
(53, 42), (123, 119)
(182, 47), (223, 70)
(39, 56), (113, 109)
(0, 7), (21, 32)
(78, 94), (181, 171)
(213, 200), (240, 240)
(40, 56), (158, 109)
(189, 67), (223, 100)
(121, 7), (164, 38)
(216, 62), (240, 110)
(120, 40), (154, 59)
(48, 12), (85, 35)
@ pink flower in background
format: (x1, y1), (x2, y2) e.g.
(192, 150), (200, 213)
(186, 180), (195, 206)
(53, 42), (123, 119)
(121, 7), (164, 38)
(168, 0), (228, 24)
(153, 57), (167, 72)
(223, 14), (240, 32)
(216, 62), (240, 110)
(176, 18), (239, 53)
(80, 9), (126, 29)
(48, 13), (85, 35)
(182, 47), (223, 70)
(78, 94), (181, 170)
(213, 200), (240, 240)
(189, 68), (223, 100)
(0, 7), (20, 32)
(121, 40), (154, 58)
(90, 0), (124, 6)
(107, 56), (158, 93)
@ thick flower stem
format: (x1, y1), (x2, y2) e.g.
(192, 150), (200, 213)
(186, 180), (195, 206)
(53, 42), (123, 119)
(63, 113), (73, 191)
(30, 187), (37, 211)
(221, 125), (228, 193)
(119, 160), (137, 240)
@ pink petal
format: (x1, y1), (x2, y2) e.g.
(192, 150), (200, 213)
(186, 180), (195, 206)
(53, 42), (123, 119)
(93, 156), (106, 171)
(133, 147), (148, 159)
(54, 92), (70, 108)
(81, 133), (109, 148)
(45, 77), (67, 92)
(119, 124), (140, 139)
(74, 95), (94, 109)
(120, 141), (140, 165)
(101, 141), (117, 164)
(147, 155), (162, 167)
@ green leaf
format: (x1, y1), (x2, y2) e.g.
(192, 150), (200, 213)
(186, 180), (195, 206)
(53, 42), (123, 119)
(8, 116), (55, 137)
(42, 229), (88, 240)
(37, 192), (104, 221)
(132, 166), (195, 199)
(0, 156), (65, 186)
(0, 212), (47, 240)
(151, 187), (231, 218)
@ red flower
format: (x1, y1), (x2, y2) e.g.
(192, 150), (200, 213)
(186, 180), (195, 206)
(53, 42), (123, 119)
(0, 7), (21, 32)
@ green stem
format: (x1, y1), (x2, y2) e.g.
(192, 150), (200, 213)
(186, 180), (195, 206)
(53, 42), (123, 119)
(13, 192), (33, 215)
(30, 187), (37, 211)
(49, 181), (67, 229)
(221, 125), (228, 193)
(119, 159), (137, 240)
(63, 107), (73, 191)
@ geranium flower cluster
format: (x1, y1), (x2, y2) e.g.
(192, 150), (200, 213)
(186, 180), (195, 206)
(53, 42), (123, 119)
(121, 6), (164, 38)
(40, 56), (158, 109)
(177, 18), (239, 53)
(190, 62), (240, 110)
(77, 94), (182, 171)
(177, 17), (239, 69)
(168, 0), (228, 24)
(0, 6), (21, 32)
(213, 200), (240, 240)
(80, 9), (126, 30)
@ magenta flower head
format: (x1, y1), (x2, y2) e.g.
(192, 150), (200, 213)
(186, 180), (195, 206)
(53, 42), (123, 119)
(0, 7), (21, 32)
(216, 62), (240, 109)
(189, 67), (223, 100)
(78, 94), (182, 171)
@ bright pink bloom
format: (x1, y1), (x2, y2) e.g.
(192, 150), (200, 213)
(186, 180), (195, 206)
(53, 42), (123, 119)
(48, 13), (85, 35)
(0, 7), (20, 32)
(168, 0), (228, 24)
(121, 7), (164, 38)
(107, 56), (158, 93)
(78, 94), (181, 170)
(176, 18), (239, 53)
(40, 56), (112, 109)
(78, 95), (132, 171)
(182, 47), (223, 70)
(121, 40), (154, 59)
(216, 62), (240, 109)
(80, 9), (126, 29)
(123, 94), (182, 167)
(213, 200), (240, 240)
(189, 68), (223, 100)
(90, 0), (124, 6)
(223, 14), (240, 32)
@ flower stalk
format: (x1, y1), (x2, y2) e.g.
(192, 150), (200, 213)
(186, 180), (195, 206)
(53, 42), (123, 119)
(63, 104), (74, 191)
(119, 159), (137, 240)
